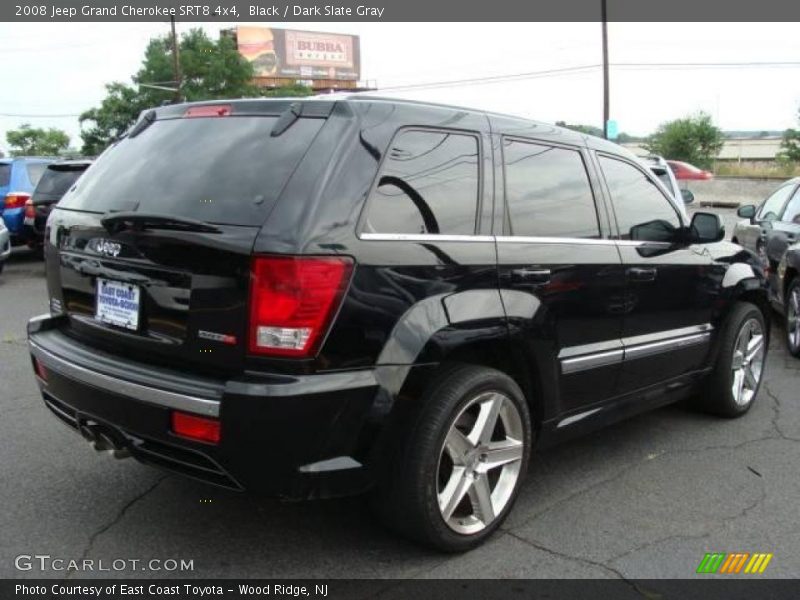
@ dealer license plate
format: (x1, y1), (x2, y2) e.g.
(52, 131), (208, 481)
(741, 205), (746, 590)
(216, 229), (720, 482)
(95, 278), (141, 331)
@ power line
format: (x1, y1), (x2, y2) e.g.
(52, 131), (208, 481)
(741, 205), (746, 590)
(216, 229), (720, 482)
(378, 61), (800, 92)
(5, 59), (800, 118)
(0, 113), (81, 118)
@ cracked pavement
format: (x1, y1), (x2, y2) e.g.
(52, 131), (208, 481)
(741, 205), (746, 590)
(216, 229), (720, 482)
(1, 242), (798, 580)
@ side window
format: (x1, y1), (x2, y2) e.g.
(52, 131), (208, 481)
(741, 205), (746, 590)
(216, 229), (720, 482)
(364, 129), (479, 235)
(757, 185), (794, 222)
(782, 188), (800, 224)
(599, 156), (681, 242)
(502, 139), (599, 238)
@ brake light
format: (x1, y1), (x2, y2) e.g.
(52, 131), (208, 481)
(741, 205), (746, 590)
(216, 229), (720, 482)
(248, 255), (353, 357)
(4, 192), (30, 210)
(184, 105), (231, 118)
(171, 411), (221, 444)
(24, 198), (35, 219)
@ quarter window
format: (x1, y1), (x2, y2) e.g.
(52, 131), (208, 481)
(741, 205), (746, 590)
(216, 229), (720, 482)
(782, 188), (800, 224)
(503, 139), (600, 238)
(599, 156), (681, 242)
(364, 129), (480, 235)
(757, 184), (794, 222)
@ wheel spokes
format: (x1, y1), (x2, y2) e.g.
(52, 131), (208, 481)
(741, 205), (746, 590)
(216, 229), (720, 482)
(467, 394), (503, 446)
(444, 427), (473, 465)
(478, 439), (524, 472)
(468, 473), (495, 524)
(746, 334), (764, 362)
(438, 466), (471, 521)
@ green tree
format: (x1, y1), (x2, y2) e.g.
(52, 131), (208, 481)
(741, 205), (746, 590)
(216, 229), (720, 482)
(644, 112), (723, 169)
(79, 28), (312, 155)
(6, 124), (70, 157)
(779, 108), (800, 162)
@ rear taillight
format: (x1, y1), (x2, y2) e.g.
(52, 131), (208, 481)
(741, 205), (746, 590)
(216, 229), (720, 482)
(33, 358), (48, 382)
(4, 192), (30, 210)
(248, 255), (353, 358)
(171, 411), (220, 444)
(24, 199), (35, 219)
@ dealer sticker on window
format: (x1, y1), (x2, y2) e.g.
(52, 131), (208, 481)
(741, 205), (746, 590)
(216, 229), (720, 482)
(95, 278), (140, 331)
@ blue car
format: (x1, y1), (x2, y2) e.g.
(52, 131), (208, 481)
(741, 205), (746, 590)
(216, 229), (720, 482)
(0, 157), (54, 245)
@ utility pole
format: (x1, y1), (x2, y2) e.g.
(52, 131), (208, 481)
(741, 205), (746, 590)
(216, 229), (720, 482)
(601, 0), (610, 139)
(170, 15), (181, 102)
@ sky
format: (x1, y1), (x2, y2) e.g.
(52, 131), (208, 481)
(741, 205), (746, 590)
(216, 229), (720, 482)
(1, 21), (799, 153)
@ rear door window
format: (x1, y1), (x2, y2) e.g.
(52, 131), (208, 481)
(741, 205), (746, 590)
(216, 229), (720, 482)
(363, 129), (480, 235)
(599, 155), (682, 242)
(502, 139), (600, 238)
(57, 116), (325, 226)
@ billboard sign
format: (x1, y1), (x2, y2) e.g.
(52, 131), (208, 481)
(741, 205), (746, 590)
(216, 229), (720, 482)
(236, 27), (360, 81)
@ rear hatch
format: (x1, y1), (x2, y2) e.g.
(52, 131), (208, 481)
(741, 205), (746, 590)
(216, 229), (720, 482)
(48, 101), (331, 376)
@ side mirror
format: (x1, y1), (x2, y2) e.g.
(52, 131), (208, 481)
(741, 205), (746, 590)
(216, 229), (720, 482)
(690, 212), (725, 243)
(680, 189), (695, 204)
(737, 204), (756, 219)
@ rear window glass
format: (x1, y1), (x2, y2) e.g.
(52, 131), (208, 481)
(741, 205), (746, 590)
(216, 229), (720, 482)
(32, 167), (87, 203)
(0, 163), (10, 187)
(363, 129), (480, 235)
(26, 162), (49, 186)
(58, 116), (325, 226)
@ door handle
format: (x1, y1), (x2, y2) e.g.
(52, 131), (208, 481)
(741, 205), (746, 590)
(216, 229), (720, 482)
(511, 268), (551, 284)
(627, 267), (657, 282)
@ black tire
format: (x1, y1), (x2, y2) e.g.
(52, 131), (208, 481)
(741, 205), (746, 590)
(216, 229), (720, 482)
(698, 302), (768, 417)
(372, 364), (532, 552)
(785, 277), (800, 357)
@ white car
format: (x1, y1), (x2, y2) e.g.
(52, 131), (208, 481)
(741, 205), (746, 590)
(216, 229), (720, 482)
(639, 154), (694, 220)
(0, 218), (10, 273)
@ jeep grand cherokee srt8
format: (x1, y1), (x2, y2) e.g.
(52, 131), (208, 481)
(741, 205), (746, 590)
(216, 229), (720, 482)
(28, 98), (770, 551)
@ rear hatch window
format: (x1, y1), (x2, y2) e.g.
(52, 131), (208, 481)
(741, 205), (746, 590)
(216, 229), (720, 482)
(32, 165), (88, 204)
(58, 115), (325, 226)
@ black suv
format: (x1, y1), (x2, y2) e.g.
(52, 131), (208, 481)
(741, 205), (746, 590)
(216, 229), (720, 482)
(28, 98), (770, 551)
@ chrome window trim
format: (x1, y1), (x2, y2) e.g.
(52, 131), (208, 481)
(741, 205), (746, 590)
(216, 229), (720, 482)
(358, 232), (668, 248)
(29, 340), (221, 417)
(359, 233), (495, 243)
(560, 324), (713, 375)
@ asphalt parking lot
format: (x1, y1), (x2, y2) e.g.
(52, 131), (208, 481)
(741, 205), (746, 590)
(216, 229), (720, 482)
(1, 209), (798, 581)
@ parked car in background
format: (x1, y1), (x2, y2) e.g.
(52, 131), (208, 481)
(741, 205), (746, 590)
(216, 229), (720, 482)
(733, 178), (799, 264)
(1, 157), (55, 245)
(28, 98), (770, 551)
(24, 159), (92, 253)
(667, 160), (713, 181)
(0, 218), (10, 274)
(640, 154), (693, 219)
(768, 242), (800, 357)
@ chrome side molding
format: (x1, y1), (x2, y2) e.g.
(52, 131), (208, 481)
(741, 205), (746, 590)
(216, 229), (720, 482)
(559, 324), (713, 375)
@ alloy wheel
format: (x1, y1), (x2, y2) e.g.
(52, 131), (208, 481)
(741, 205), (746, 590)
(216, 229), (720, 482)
(731, 318), (766, 406)
(787, 286), (800, 353)
(436, 391), (524, 535)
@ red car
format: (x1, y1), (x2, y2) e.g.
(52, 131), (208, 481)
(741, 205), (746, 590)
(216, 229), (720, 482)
(666, 160), (713, 181)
